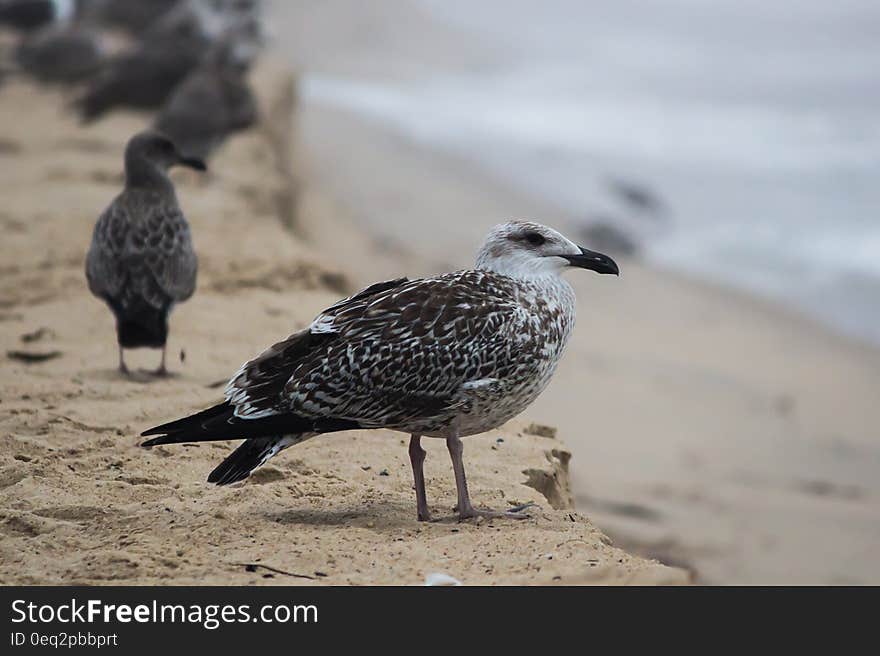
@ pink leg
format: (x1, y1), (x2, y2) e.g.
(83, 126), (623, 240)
(445, 430), (531, 521)
(409, 434), (432, 521)
(118, 346), (129, 375)
(155, 345), (168, 377)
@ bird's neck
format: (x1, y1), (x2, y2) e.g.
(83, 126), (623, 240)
(506, 273), (577, 351)
(125, 157), (173, 192)
(485, 269), (576, 316)
(480, 262), (569, 289)
(521, 273), (576, 305)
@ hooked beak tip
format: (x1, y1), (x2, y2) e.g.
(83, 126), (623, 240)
(563, 247), (620, 276)
(180, 157), (207, 172)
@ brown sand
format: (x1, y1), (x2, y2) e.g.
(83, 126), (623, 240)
(0, 64), (687, 585)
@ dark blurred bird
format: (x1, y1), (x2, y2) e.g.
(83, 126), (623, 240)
(72, 0), (262, 122)
(145, 0), (264, 63)
(72, 33), (207, 122)
(87, 0), (180, 36)
(0, 0), (74, 32)
(86, 131), (204, 376)
(15, 24), (104, 83)
(154, 43), (257, 160)
(608, 178), (666, 216)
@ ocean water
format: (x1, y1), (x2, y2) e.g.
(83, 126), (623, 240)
(304, 0), (880, 344)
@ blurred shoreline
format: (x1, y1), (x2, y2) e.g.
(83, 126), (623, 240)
(277, 0), (880, 346)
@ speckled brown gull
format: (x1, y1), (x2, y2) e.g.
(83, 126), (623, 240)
(86, 130), (204, 376)
(142, 221), (619, 521)
(154, 42), (258, 160)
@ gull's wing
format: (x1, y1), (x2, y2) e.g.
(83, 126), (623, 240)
(142, 277), (412, 445)
(86, 200), (127, 301)
(226, 271), (533, 429)
(223, 277), (410, 419)
(86, 191), (197, 309)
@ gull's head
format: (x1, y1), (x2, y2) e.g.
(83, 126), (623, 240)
(126, 130), (208, 174)
(475, 221), (620, 280)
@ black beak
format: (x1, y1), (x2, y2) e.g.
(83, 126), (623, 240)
(179, 156), (207, 172)
(562, 247), (620, 275)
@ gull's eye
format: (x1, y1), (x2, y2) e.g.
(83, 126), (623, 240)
(523, 231), (546, 246)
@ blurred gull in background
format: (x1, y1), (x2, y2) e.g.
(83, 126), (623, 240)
(72, 0), (263, 122)
(154, 37), (259, 161)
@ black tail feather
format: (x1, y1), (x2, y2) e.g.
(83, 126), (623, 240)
(207, 438), (279, 486)
(112, 301), (169, 349)
(141, 402), (300, 446)
(141, 403), (359, 447)
(141, 402), (233, 440)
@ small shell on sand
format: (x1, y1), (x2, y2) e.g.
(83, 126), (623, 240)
(425, 573), (462, 586)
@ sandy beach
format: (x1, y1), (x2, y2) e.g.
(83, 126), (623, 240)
(0, 59), (686, 585)
(1, 0), (878, 586)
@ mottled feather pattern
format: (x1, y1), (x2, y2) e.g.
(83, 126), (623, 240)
(224, 278), (408, 418)
(86, 188), (197, 312)
(224, 270), (576, 437)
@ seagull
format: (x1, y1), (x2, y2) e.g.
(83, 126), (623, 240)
(141, 221), (619, 520)
(86, 130), (204, 376)
(71, 1), (261, 122)
(72, 32), (208, 122)
(153, 41), (258, 161)
(15, 23), (105, 83)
